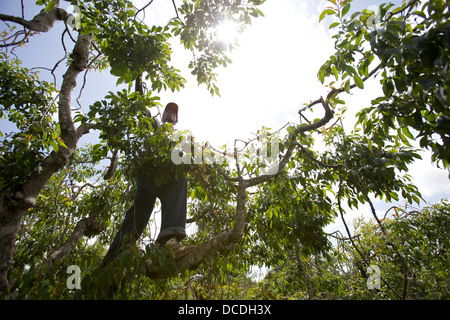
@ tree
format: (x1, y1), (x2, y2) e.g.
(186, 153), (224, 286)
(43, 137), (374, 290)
(0, 0), (448, 299)
(257, 201), (449, 300)
(348, 201), (450, 299)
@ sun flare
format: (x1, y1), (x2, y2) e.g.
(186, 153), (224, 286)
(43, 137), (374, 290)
(216, 20), (239, 44)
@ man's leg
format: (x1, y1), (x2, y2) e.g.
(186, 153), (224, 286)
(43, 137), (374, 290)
(156, 175), (188, 245)
(155, 175), (195, 260)
(102, 181), (156, 267)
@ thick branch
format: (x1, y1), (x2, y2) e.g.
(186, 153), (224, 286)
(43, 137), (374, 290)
(76, 122), (95, 140)
(0, 8), (70, 33)
(242, 63), (382, 187)
(47, 217), (103, 265)
(18, 33), (93, 210)
(103, 150), (119, 180)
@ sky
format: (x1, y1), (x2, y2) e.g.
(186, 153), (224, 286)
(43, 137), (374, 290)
(1, 0), (449, 242)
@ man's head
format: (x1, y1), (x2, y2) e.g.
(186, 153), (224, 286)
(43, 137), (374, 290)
(162, 102), (178, 125)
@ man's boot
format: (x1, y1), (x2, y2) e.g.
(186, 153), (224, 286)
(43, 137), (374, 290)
(164, 238), (196, 260)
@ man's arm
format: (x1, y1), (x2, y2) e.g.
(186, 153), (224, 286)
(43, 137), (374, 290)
(144, 108), (161, 131)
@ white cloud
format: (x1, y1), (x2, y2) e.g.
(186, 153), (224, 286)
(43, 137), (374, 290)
(408, 155), (450, 199)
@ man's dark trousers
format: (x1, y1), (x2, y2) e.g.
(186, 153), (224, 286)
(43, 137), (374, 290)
(102, 171), (187, 266)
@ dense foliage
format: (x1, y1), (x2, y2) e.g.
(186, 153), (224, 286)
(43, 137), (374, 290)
(256, 201), (449, 300)
(0, 52), (61, 189)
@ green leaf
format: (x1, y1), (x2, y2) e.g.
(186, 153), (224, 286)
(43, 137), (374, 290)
(319, 67), (326, 84)
(319, 9), (336, 22)
(329, 22), (340, 29)
(50, 141), (59, 153)
(332, 65), (339, 80)
(344, 79), (351, 93)
(341, 3), (351, 17)
(44, 0), (55, 11)
(401, 126), (414, 140)
(397, 128), (412, 146)
(354, 74), (364, 89)
(412, 10), (426, 19)
(255, 8), (265, 17)
(382, 79), (394, 98)
(57, 138), (67, 149)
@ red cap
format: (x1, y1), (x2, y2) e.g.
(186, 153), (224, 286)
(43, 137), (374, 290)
(165, 102), (178, 115)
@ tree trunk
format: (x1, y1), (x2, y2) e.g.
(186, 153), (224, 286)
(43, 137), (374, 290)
(0, 32), (93, 293)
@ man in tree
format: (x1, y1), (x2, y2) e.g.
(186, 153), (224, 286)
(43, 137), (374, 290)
(101, 102), (195, 267)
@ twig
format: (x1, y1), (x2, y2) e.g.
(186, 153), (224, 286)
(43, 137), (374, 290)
(322, 63), (382, 104)
(0, 29), (33, 48)
(134, 0), (154, 20)
(75, 50), (102, 109)
(295, 142), (342, 169)
(327, 230), (361, 241)
(71, 182), (100, 200)
(337, 178), (365, 259)
(171, 0), (181, 21)
(386, 0), (421, 22)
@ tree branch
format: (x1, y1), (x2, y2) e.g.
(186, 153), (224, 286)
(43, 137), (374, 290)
(0, 29), (33, 48)
(323, 63), (382, 102)
(295, 248), (314, 300)
(134, 0), (154, 20)
(365, 195), (413, 299)
(0, 8), (70, 33)
(127, 51), (382, 282)
(103, 150), (119, 180)
(46, 218), (103, 265)
(18, 32), (93, 210)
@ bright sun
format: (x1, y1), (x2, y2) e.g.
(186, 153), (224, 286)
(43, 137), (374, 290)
(216, 20), (239, 44)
